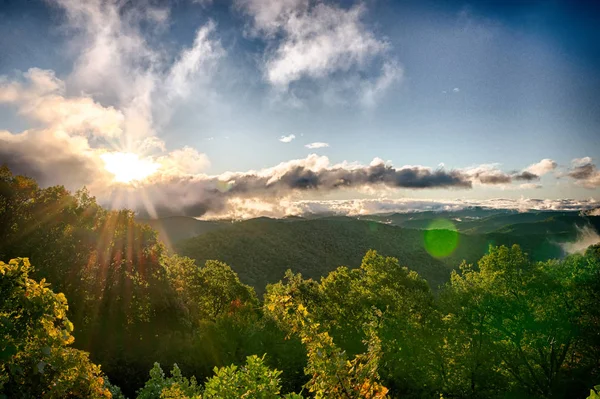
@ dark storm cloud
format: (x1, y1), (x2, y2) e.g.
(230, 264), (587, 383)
(229, 164), (472, 195)
(513, 171), (539, 181)
(474, 173), (512, 185)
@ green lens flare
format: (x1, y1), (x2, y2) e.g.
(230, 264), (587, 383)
(424, 219), (459, 258)
(216, 180), (233, 193)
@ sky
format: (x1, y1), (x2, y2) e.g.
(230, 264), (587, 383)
(0, 0), (599, 219)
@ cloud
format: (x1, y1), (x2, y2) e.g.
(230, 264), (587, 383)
(279, 134), (296, 143)
(513, 171), (539, 181)
(463, 164), (512, 185)
(361, 61), (403, 107)
(452, 87), (460, 93)
(518, 183), (543, 190)
(462, 159), (560, 186)
(201, 197), (600, 220)
(305, 142), (329, 149)
(51, 0), (222, 145)
(156, 146), (211, 176)
(100, 154), (472, 218)
(166, 21), (224, 99)
(0, 69), (124, 138)
(525, 158), (557, 176)
(561, 226), (600, 254)
(0, 1), (227, 189)
(237, 0), (398, 104)
(0, 128), (110, 190)
(568, 157), (600, 188)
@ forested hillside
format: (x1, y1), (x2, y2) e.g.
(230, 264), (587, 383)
(175, 216), (591, 293)
(363, 209), (600, 235)
(137, 216), (228, 251)
(2, 166), (600, 399)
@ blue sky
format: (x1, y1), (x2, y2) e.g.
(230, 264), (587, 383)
(0, 0), (599, 218)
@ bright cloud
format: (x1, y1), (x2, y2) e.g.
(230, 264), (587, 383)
(166, 21), (224, 99)
(0, 69), (124, 138)
(525, 158), (558, 176)
(53, 0), (222, 145)
(279, 134), (296, 143)
(237, 0), (399, 104)
(305, 142), (329, 149)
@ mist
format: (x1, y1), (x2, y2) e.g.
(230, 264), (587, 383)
(561, 225), (600, 254)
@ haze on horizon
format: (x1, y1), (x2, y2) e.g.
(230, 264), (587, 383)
(1, 0), (599, 219)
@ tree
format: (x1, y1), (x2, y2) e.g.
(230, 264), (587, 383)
(265, 270), (389, 398)
(203, 355), (296, 399)
(0, 258), (111, 398)
(443, 245), (600, 398)
(136, 363), (201, 399)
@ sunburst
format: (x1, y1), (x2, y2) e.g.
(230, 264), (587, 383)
(101, 152), (160, 184)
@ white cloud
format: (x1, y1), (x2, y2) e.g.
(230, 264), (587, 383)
(279, 134), (296, 143)
(572, 157), (593, 167)
(237, 0), (399, 105)
(156, 146), (211, 176)
(305, 142), (329, 149)
(518, 183), (543, 190)
(0, 69), (124, 139)
(138, 136), (167, 153)
(525, 158), (558, 176)
(452, 87), (460, 93)
(166, 21), (224, 99)
(361, 61), (403, 107)
(201, 197), (600, 220)
(52, 0), (223, 145)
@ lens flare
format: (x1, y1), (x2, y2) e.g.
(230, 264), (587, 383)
(423, 219), (459, 258)
(216, 180), (233, 193)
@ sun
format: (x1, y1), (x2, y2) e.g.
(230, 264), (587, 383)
(101, 152), (160, 183)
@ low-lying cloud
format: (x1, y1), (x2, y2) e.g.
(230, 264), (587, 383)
(561, 225), (600, 254)
(103, 155), (473, 218)
(200, 197), (600, 220)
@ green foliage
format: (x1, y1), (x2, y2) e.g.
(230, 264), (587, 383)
(264, 267), (389, 398)
(105, 378), (128, 399)
(0, 167), (196, 395)
(439, 245), (600, 398)
(136, 363), (201, 399)
(0, 257), (110, 398)
(175, 214), (589, 295)
(587, 385), (600, 399)
(176, 218), (461, 294)
(203, 355), (288, 398)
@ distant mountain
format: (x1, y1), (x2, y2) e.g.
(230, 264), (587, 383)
(137, 216), (230, 250)
(494, 215), (600, 236)
(362, 207), (514, 227)
(174, 215), (588, 294)
(363, 210), (595, 235)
